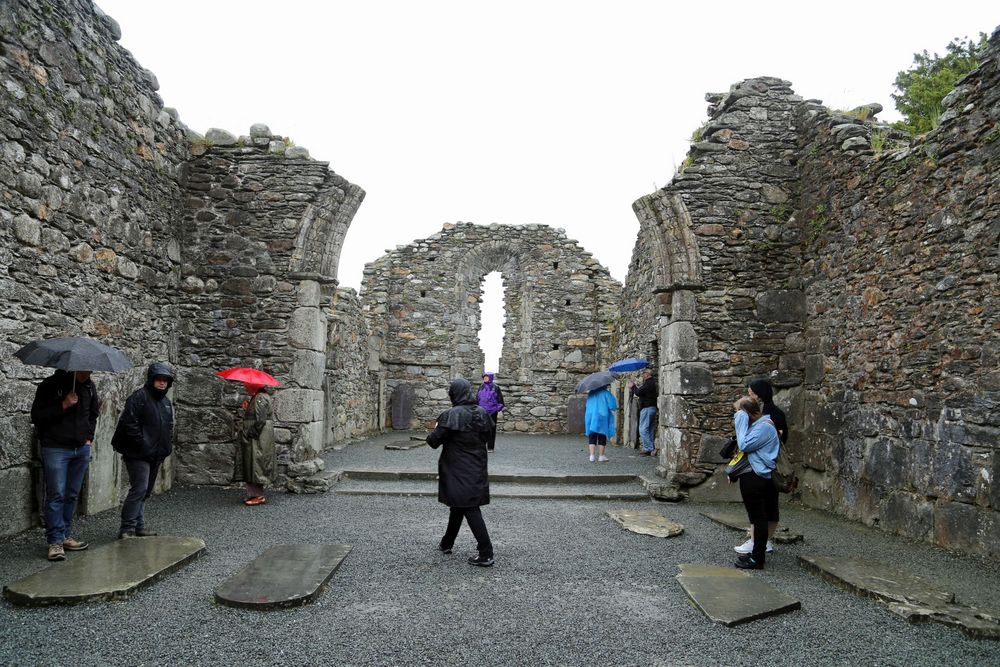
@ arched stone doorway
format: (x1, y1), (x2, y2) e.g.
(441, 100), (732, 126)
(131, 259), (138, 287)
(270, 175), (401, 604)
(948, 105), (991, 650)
(361, 223), (621, 432)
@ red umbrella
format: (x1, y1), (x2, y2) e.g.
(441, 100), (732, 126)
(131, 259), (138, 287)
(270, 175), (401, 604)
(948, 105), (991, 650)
(215, 367), (281, 387)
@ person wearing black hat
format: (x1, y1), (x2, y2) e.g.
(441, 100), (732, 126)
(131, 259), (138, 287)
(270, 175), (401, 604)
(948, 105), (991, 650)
(111, 362), (175, 539)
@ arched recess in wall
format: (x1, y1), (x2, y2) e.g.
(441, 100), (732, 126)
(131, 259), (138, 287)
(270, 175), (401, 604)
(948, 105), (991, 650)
(288, 187), (348, 278)
(640, 193), (702, 292)
(454, 240), (526, 378)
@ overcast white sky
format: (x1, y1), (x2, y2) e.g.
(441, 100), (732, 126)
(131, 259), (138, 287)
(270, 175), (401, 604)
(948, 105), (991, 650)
(94, 1), (996, 371)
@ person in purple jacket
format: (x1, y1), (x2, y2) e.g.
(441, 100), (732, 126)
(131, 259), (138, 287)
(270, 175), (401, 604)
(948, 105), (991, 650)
(476, 372), (505, 453)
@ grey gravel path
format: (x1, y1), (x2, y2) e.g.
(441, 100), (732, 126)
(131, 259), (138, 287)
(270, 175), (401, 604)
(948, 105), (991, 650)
(1, 433), (998, 667)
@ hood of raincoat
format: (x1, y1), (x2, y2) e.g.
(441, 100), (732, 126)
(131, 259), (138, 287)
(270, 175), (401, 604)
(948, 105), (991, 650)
(146, 361), (174, 398)
(439, 378), (491, 432)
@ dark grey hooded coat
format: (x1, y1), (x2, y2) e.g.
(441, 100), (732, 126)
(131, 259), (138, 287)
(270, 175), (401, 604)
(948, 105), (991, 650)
(426, 378), (492, 508)
(112, 362), (174, 462)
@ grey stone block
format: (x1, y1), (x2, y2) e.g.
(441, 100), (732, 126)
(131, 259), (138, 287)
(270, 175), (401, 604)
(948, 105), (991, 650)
(663, 321), (698, 362)
(0, 466), (33, 537)
(289, 307), (327, 352)
(291, 349), (326, 389)
(274, 389), (324, 423)
(755, 289), (806, 322)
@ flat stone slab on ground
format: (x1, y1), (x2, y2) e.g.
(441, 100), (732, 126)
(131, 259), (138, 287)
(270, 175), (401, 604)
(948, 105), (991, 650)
(385, 440), (426, 450)
(607, 509), (683, 537)
(2, 536), (205, 606)
(676, 563), (801, 626)
(701, 510), (803, 544)
(800, 555), (1000, 640)
(215, 544), (352, 609)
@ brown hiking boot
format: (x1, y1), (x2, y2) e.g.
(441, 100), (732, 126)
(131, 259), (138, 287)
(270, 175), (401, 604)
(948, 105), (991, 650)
(62, 537), (89, 551)
(47, 544), (66, 561)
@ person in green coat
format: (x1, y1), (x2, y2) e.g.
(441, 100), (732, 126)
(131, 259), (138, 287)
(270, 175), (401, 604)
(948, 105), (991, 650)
(234, 382), (275, 505)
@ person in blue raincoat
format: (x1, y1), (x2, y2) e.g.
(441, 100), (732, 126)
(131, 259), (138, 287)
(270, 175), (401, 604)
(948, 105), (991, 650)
(585, 386), (617, 462)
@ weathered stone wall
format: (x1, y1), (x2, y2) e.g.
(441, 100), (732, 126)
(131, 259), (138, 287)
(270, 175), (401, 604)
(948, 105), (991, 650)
(624, 78), (805, 494)
(0, 1), (373, 536)
(788, 27), (1000, 556)
(173, 130), (365, 484)
(362, 223), (620, 431)
(324, 287), (380, 448)
(628, 29), (999, 555)
(0, 0), (190, 535)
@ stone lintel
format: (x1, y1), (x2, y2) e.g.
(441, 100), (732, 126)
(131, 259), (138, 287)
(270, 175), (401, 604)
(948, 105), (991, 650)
(287, 271), (338, 285)
(2, 537), (206, 606)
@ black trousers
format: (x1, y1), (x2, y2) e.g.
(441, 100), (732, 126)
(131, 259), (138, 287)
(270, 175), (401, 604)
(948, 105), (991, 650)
(485, 413), (498, 450)
(441, 506), (493, 558)
(739, 471), (778, 564)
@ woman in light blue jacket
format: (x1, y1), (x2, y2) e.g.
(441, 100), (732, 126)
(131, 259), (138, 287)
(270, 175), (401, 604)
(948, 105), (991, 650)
(585, 387), (617, 462)
(732, 395), (780, 570)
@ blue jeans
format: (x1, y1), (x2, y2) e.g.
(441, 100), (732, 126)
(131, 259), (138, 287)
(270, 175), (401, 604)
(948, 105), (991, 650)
(120, 458), (161, 534)
(41, 445), (91, 545)
(639, 407), (657, 452)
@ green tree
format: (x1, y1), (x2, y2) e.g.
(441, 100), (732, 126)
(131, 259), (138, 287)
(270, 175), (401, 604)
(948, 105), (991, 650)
(891, 33), (987, 135)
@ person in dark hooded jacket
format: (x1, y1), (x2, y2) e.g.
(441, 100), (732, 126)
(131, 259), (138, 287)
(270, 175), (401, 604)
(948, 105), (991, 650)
(427, 377), (495, 566)
(112, 362), (174, 539)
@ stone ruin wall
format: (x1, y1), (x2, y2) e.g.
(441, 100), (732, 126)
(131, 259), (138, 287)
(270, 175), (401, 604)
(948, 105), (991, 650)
(625, 27), (999, 555)
(0, 0), (190, 535)
(622, 77), (805, 499)
(361, 223), (620, 432)
(0, 0), (378, 536)
(172, 132), (365, 485)
(790, 28), (999, 555)
(325, 287), (380, 448)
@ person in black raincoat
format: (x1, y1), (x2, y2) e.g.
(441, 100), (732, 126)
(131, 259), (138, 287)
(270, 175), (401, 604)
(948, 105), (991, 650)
(111, 362), (174, 539)
(426, 377), (495, 567)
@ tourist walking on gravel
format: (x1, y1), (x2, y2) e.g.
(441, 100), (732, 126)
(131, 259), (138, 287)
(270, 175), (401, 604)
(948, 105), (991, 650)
(234, 382), (276, 506)
(476, 372), (504, 452)
(733, 378), (789, 556)
(427, 377), (495, 567)
(629, 369), (657, 456)
(112, 362), (174, 539)
(30, 369), (100, 561)
(585, 386), (617, 462)
(731, 395), (780, 570)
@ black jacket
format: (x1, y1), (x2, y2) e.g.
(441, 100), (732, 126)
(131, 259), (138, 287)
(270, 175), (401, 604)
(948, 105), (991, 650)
(30, 370), (100, 448)
(112, 363), (174, 462)
(631, 377), (657, 410)
(426, 379), (491, 508)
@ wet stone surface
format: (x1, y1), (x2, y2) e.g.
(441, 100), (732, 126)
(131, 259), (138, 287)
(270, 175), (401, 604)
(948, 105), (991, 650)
(800, 555), (1000, 640)
(215, 544), (352, 609)
(675, 563), (801, 627)
(701, 510), (804, 544)
(607, 509), (684, 538)
(3, 536), (205, 606)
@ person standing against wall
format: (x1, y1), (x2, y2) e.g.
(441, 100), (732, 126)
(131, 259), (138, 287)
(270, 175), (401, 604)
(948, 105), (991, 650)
(112, 362), (174, 539)
(427, 377), (495, 566)
(731, 395), (780, 570)
(30, 369), (100, 561)
(476, 372), (504, 453)
(585, 386), (617, 462)
(630, 370), (657, 456)
(234, 382), (276, 506)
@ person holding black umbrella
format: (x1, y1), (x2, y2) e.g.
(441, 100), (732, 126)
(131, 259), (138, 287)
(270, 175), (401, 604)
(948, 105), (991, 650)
(30, 369), (100, 561)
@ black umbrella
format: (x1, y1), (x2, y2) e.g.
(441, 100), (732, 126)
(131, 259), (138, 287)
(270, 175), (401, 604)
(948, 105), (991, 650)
(574, 370), (617, 393)
(14, 336), (132, 373)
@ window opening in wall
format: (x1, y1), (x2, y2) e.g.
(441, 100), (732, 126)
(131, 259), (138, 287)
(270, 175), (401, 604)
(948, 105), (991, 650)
(553, 262), (559, 270)
(420, 290), (426, 298)
(565, 299), (571, 306)
(552, 344), (560, 350)
(478, 272), (506, 374)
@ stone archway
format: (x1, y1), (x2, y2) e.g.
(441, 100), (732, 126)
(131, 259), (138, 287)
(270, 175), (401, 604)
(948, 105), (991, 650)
(361, 223), (621, 432)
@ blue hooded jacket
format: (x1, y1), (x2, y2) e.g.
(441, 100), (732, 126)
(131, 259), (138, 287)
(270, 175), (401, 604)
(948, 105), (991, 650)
(585, 388), (617, 438)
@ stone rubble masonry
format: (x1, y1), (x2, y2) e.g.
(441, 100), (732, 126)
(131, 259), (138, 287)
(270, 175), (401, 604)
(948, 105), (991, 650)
(619, 27), (1000, 557)
(360, 223), (621, 431)
(0, 0), (371, 531)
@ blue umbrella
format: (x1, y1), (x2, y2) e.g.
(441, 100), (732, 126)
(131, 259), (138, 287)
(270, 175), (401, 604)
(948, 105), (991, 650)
(608, 358), (648, 373)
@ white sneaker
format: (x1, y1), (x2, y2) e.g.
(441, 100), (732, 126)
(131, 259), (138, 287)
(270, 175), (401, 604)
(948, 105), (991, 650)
(598, 455), (609, 462)
(589, 455), (596, 462)
(734, 538), (775, 554)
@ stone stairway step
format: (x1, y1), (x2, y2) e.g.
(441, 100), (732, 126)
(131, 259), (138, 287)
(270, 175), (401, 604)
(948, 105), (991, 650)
(333, 477), (649, 501)
(340, 469), (640, 484)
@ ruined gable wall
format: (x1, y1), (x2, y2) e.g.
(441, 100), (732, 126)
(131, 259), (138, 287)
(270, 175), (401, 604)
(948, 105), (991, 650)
(624, 78), (804, 493)
(362, 222), (620, 431)
(174, 135), (365, 485)
(0, 0), (191, 534)
(791, 27), (1000, 556)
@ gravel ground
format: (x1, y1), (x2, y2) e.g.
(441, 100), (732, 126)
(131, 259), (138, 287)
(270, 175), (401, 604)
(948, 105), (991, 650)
(1, 434), (999, 667)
